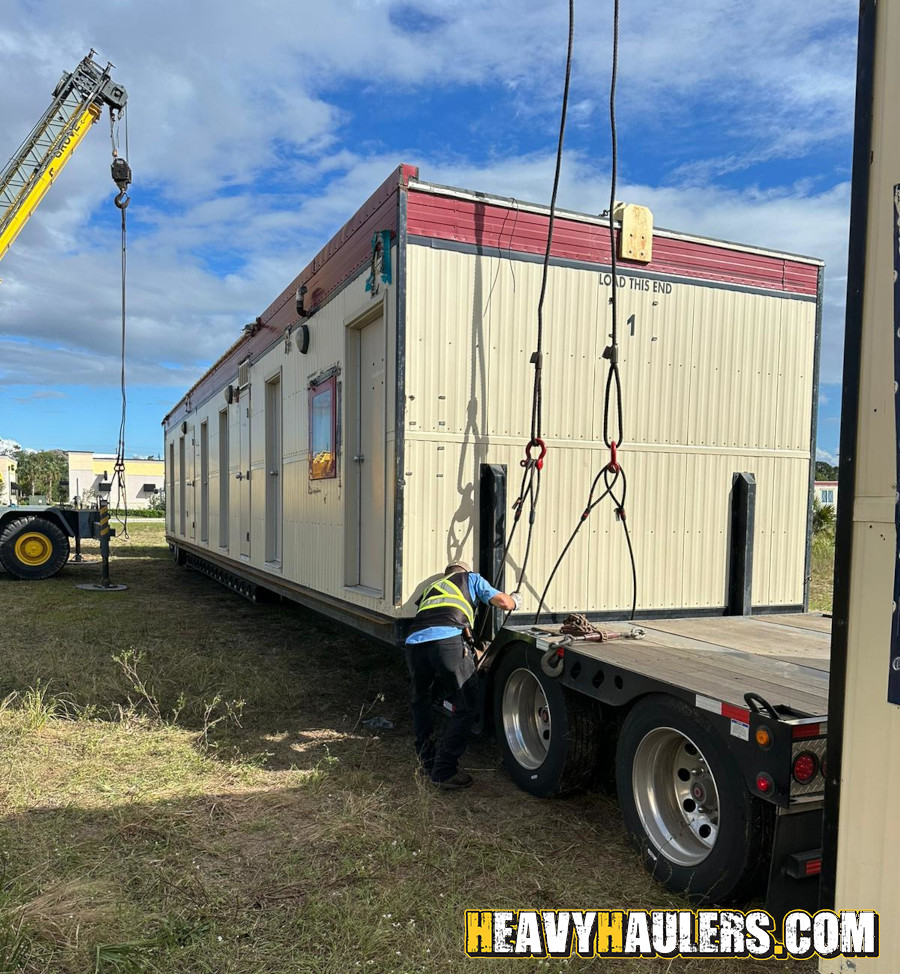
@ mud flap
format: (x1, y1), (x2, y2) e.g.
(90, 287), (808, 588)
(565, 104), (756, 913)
(765, 804), (823, 937)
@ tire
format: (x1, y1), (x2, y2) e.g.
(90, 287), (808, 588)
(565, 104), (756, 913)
(615, 694), (772, 904)
(493, 642), (601, 797)
(0, 516), (70, 580)
(171, 543), (186, 566)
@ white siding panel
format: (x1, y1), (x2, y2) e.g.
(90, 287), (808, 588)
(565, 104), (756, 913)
(163, 251), (398, 614)
(164, 239), (815, 627)
(402, 245), (815, 616)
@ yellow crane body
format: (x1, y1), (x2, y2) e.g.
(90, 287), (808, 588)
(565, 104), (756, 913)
(0, 51), (126, 265)
(0, 103), (100, 261)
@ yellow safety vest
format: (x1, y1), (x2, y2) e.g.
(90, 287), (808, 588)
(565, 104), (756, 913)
(415, 573), (475, 627)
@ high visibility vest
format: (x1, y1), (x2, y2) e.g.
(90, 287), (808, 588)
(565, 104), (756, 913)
(408, 571), (475, 633)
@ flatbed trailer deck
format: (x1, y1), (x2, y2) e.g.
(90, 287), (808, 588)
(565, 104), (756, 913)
(529, 614), (830, 717)
(481, 612), (830, 919)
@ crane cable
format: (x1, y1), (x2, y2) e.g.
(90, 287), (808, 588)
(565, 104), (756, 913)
(535, 0), (639, 624)
(110, 107), (132, 538)
(476, 0), (575, 643)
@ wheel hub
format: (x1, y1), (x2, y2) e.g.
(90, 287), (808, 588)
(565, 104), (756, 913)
(501, 668), (552, 770)
(14, 532), (52, 567)
(631, 726), (721, 867)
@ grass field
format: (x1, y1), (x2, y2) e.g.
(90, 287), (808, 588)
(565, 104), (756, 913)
(807, 535), (835, 613)
(0, 523), (825, 973)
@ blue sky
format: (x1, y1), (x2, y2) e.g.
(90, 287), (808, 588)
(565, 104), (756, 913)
(0, 0), (855, 461)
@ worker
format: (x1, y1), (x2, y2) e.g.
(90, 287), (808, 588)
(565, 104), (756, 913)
(405, 561), (519, 790)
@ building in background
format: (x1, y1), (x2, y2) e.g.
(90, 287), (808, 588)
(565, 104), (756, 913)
(814, 480), (838, 509)
(67, 452), (164, 510)
(0, 455), (17, 504)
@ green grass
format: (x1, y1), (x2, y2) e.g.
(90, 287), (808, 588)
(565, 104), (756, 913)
(0, 524), (817, 973)
(808, 533), (835, 613)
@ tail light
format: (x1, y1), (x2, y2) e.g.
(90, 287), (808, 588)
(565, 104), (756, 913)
(756, 772), (774, 794)
(792, 752), (818, 783)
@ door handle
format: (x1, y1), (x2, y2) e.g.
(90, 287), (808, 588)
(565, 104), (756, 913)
(353, 455), (365, 463)
(268, 469), (279, 477)
(235, 472), (243, 481)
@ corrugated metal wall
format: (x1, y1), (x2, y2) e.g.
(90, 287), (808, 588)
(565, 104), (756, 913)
(165, 256), (398, 616)
(402, 244), (815, 615)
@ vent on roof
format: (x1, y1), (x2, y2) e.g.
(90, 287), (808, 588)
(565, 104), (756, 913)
(238, 360), (250, 388)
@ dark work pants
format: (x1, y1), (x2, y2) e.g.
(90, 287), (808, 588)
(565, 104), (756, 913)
(404, 635), (478, 782)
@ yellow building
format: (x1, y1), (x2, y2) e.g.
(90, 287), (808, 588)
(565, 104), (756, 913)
(67, 452), (164, 510)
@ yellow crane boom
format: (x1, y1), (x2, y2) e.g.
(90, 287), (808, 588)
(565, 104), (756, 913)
(0, 50), (127, 263)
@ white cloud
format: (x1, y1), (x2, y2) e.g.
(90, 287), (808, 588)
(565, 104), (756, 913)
(0, 0), (856, 408)
(816, 447), (838, 464)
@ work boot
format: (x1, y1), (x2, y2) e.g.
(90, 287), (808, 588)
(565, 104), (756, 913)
(432, 770), (474, 790)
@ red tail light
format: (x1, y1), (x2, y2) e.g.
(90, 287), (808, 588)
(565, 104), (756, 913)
(756, 773), (774, 794)
(792, 752), (818, 783)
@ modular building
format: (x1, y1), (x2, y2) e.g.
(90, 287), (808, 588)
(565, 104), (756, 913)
(162, 165), (822, 642)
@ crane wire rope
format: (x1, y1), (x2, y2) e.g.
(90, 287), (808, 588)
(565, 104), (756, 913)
(534, 0), (638, 624)
(476, 0), (575, 643)
(109, 106), (131, 537)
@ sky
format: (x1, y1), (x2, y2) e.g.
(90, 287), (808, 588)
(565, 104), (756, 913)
(0, 0), (857, 462)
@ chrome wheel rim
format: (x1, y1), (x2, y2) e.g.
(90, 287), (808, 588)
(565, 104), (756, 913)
(501, 668), (552, 770)
(631, 726), (720, 867)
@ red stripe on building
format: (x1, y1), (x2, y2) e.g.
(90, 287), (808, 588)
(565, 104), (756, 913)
(406, 190), (819, 297)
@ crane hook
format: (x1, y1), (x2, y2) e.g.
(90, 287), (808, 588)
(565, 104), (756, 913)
(111, 157), (132, 209)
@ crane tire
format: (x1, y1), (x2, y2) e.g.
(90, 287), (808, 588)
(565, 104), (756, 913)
(0, 516), (70, 580)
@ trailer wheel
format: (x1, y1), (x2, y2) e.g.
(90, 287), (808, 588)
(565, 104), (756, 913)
(171, 543), (186, 566)
(494, 642), (600, 797)
(0, 516), (70, 580)
(616, 694), (771, 903)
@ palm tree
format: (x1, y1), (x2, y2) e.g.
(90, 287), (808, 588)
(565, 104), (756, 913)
(813, 496), (836, 536)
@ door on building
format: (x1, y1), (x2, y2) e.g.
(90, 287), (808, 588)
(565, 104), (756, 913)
(168, 441), (175, 534)
(346, 310), (386, 594)
(218, 408), (229, 549)
(200, 421), (209, 544)
(239, 386), (251, 558)
(178, 435), (186, 536)
(265, 373), (282, 565)
(187, 425), (196, 542)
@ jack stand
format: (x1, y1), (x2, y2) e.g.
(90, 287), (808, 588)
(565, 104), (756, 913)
(72, 529), (84, 564)
(76, 500), (127, 592)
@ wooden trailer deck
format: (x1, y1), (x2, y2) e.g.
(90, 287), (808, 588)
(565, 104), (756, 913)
(525, 613), (831, 718)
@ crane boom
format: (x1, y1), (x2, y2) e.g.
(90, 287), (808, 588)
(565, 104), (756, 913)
(0, 50), (127, 263)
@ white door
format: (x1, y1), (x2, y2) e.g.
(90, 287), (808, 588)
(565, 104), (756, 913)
(265, 374), (282, 565)
(354, 315), (386, 592)
(239, 389), (251, 558)
(200, 422), (209, 544)
(188, 425), (196, 542)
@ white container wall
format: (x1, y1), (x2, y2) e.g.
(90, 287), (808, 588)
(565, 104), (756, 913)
(163, 167), (821, 641)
